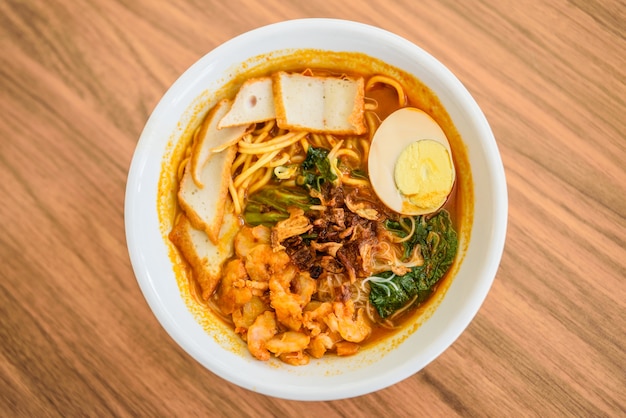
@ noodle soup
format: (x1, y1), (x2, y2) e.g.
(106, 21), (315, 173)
(160, 50), (472, 366)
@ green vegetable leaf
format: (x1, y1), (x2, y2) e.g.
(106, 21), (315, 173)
(243, 186), (316, 226)
(297, 146), (337, 191)
(349, 169), (368, 180)
(383, 219), (406, 235)
(369, 210), (458, 319)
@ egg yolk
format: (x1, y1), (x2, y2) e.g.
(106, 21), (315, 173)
(394, 139), (454, 210)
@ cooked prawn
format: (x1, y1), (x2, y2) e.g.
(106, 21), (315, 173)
(232, 296), (268, 335)
(307, 332), (335, 358)
(234, 225), (270, 258)
(244, 243), (290, 282)
(335, 341), (360, 356)
(266, 331), (310, 356)
(292, 272), (317, 307)
(325, 300), (371, 343)
(269, 265), (303, 330)
(278, 351), (310, 366)
(216, 259), (252, 315)
(247, 311), (277, 361)
(302, 302), (332, 337)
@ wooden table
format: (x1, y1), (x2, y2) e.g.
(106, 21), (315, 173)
(2, 1), (624, 416)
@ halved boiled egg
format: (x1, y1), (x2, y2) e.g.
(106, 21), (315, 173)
(368, 107), (455, 215)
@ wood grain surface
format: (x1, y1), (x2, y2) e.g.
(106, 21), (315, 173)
(1, 0), (624, 416)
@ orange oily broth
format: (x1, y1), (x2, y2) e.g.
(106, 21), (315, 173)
(157, 49), (474, 357)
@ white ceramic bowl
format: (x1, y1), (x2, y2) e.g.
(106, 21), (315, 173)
(125, 18), (507, 401)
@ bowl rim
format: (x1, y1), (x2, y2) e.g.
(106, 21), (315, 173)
(125, 17), (508, 401)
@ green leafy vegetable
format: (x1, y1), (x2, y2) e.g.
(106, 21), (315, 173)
(296, 146), (337, 191)
(349, 169), (368, 180)
(243, 186), (317, 226)
(383, 218), (416, 260)
(243, 146), (336, 226)
(369, 210), (458, 318)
